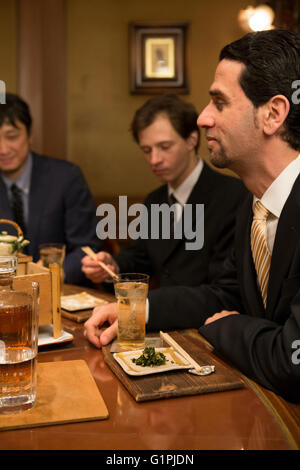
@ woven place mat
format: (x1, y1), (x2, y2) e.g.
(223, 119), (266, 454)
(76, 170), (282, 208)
(0, 360), (109, 431)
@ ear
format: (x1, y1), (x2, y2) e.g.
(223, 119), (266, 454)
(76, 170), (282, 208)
(262, 95), (290, 136)
(27, 130), (33, 147)
(186, 130), (199, 150)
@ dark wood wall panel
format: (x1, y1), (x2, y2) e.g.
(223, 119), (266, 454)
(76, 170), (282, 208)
(17, 0), (66, 159)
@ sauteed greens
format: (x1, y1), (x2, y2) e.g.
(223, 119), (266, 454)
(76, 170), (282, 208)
(132, 347), (167, 367)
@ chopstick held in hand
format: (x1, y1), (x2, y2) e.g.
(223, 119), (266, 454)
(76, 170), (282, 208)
(81, 246), (119, 281)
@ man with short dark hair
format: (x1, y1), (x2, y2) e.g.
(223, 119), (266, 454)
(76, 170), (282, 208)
(82, 94), (246, 288)
(0, 93), (101, 285)
(84, 30), (300, 403)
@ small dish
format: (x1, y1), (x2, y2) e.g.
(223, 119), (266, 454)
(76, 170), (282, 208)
(60, 291), (108, 311)
(38, 325), (74, 347)
(113, 347), (191, 376)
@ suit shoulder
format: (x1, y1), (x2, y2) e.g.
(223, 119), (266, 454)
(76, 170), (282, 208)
(205, 165), (247, 194)
(144, 184), (167, 204)
(32, 153), (85, 181)
(33, 153), (80, 171)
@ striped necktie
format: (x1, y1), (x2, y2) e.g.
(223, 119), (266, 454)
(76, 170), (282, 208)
(11, 183), (27, 236)
(250, 200), (271, 308)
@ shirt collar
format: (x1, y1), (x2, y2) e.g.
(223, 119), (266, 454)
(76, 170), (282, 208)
(254, 153), (300, 218)
(1, 152), (32, 195)
(168, 158), (204, 206)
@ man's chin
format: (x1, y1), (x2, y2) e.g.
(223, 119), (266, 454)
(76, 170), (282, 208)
(209, 151), (229, 170)
(153, 173), (170, 183)
(0, 166), (18, 175)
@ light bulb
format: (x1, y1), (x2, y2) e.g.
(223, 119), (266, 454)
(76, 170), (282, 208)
(238, 4), (275, 32)
(249, 5), (275, 31)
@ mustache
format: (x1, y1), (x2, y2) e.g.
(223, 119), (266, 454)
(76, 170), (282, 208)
(205, 132), (218, 140)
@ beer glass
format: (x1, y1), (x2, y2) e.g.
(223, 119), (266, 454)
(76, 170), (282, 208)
(0, 256), (39, 414)
(113, 273), (149, 350)
(39, 243), (65, 294)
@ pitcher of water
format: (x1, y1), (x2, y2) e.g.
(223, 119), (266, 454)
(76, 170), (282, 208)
(0, 256), (39, 414)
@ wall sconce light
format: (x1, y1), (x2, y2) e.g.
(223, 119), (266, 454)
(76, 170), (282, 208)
(238, 4), (275, 32)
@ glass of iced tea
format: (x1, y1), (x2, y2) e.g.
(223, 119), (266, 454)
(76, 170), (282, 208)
(39, 243), (66, 294)
(0, 257), (39, 414)
(113, 273), (149, 351)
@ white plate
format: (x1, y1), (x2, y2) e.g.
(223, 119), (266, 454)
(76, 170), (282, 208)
(113, 347), (191, 376)
(38, 325), (74, 347)
(60, 292), (108, 311)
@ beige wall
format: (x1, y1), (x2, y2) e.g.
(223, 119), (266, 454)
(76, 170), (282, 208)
(0, 0), (17, 93)
(1, 0), (246, 200)
(66, 0), (245, 200)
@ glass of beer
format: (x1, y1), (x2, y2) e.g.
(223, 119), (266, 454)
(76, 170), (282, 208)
(113, 273), (149, 351)
(0, 257), (39, 414)
(39, 243), (66, 294)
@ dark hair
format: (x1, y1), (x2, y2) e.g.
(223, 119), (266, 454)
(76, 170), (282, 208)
(131, 94), (200, 152)
(220, 29), (300, 150)
(0, 93), (32, 135)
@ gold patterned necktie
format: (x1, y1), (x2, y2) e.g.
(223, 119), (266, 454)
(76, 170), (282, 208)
(250, 200), (271, 308)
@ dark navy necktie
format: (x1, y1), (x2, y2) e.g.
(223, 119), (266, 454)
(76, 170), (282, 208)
(11, 183), (27, 236)
(168, 193), (179, 238)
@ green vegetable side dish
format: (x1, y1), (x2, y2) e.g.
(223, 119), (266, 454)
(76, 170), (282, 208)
(132, 347), (167, 367)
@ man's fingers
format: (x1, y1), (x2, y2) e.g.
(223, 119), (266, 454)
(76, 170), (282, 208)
(84, 304), (118, 348)
(204, 310), (240, 325)
(84, 321), (117, 348)
(100, 320), (118, 346)
(83, 323), (102, 348)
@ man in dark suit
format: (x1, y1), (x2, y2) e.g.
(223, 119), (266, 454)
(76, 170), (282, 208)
(0, 93), (101, 285)
(82, 94), (246, 288)
(84, 30), (300, 403)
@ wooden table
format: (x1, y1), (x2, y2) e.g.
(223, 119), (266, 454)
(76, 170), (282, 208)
(1, 284), (299, 452)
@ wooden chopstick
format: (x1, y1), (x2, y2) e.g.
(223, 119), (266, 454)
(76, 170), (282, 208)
(81, 246), (119, 281)
(159, 331), (203, 372)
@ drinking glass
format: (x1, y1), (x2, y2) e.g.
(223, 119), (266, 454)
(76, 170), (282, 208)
(39, 243), (65, 294)
(0, 256), (39, 414)
(113, 273), (149, 351)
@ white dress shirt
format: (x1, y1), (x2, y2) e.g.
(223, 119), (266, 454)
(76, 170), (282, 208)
(168, 158), (204, 222)
(254, 153), (300, 254)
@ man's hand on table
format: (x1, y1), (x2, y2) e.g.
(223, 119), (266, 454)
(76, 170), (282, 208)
(81, 251), (119, 284)
(204, 310), (240, 325)
(84, 303), (118, 348)
(84, 305), (240, 347)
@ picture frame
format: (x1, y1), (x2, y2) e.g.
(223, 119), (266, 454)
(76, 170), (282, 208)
(129, 22), (189, 94)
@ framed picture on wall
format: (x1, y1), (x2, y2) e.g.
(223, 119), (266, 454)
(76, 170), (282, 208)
(129, 22), (189, 94)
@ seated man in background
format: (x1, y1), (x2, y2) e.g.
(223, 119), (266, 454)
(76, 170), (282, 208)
(82, 94), (246, 288)
(0, 93), (101, 285)
(84, 30), (300, 403)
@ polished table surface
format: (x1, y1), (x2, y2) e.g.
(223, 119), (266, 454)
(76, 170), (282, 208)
(1, 284), (299, 451)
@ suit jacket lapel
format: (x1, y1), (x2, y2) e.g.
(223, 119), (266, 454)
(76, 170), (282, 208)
(149, 187), (171, 263)
(159, 162), (213, 264)
(237, 196), (265, 316)
(0, 178), (13, 221)
(267, 174), (300, 316)
(27, 153), (50, 247)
